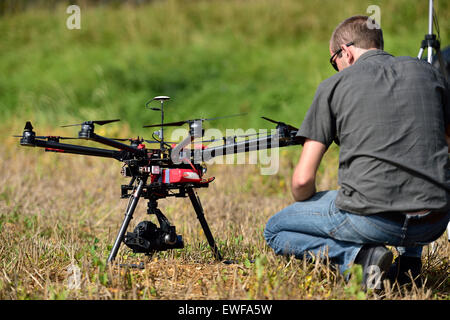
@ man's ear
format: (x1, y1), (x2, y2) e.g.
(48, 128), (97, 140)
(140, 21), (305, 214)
(341, 44), (354, 65)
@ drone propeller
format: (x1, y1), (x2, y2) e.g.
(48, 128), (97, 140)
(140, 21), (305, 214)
(143, 113), (247, 128)
(261, 116), (298, 131)
(143, 120), (185, 128)
(61, 119), (120, 128)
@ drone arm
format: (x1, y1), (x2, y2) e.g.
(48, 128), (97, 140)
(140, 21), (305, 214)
(200, 135), (272, 161)
(199, 131), (304, 161)
(27, 139), (121, 159)
(84, 133), (142, 154)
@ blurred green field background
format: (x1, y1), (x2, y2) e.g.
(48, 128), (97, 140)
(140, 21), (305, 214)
(1, 0), (449, 138)
(1, 1), (449, 300)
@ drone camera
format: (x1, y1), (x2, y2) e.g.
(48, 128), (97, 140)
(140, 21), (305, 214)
(124, 220), (184, 254)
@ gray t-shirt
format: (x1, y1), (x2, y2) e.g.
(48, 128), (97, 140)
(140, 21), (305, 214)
(297, 50), (450, 215)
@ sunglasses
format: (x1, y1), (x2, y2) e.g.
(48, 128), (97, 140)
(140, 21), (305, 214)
(329, 41), (354, 71)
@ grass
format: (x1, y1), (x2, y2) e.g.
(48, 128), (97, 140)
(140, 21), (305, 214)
(1, 0), (449, 300)
(0, 130), (449, 300)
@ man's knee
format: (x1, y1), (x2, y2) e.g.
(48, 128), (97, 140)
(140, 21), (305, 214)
(264, 204), (305, 246)
(263, 215), (277, 245)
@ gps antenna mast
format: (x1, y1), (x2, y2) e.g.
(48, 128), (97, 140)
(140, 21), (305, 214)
(146, 96), (170, 151)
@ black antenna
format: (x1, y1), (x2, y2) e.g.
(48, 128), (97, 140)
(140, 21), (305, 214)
(146, 96), (170, 151)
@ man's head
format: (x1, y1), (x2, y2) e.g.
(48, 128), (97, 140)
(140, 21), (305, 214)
(329, 15), (384, 71)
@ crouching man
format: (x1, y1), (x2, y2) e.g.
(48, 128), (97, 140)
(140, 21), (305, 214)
(264, 15), (450, 289)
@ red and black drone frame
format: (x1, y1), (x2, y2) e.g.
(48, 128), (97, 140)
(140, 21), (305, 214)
(16, 96), (304, 264)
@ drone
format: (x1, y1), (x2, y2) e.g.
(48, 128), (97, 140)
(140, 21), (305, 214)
(15, 96), (304, 264)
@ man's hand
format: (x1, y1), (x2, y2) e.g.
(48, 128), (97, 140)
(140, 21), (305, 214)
(291, 139), (327, 201)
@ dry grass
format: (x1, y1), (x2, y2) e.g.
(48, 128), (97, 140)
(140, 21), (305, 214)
(0, 126), (448, 300)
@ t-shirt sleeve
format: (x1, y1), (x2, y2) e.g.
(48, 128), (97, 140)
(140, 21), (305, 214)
(296, 81), (337, 148)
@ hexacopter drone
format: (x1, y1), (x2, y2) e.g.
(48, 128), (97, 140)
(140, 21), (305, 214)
(15, 96), (304, 263)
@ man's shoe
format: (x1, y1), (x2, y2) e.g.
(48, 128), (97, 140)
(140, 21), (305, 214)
(387, 256), (423, 287)
(354, 244), (393, 290)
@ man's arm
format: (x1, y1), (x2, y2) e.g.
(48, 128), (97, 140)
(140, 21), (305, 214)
(291, 138), (327, 201)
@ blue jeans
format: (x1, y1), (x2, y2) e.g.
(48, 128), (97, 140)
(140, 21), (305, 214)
(264, 190), (450, 274)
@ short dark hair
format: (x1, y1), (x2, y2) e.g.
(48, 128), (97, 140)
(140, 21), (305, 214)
(330, 15), (384, 53)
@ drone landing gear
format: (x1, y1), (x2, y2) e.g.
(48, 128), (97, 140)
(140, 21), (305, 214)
(187, 188), (222, 261)
(107, 176), (147, 263)
(106, 181), (222, 264)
